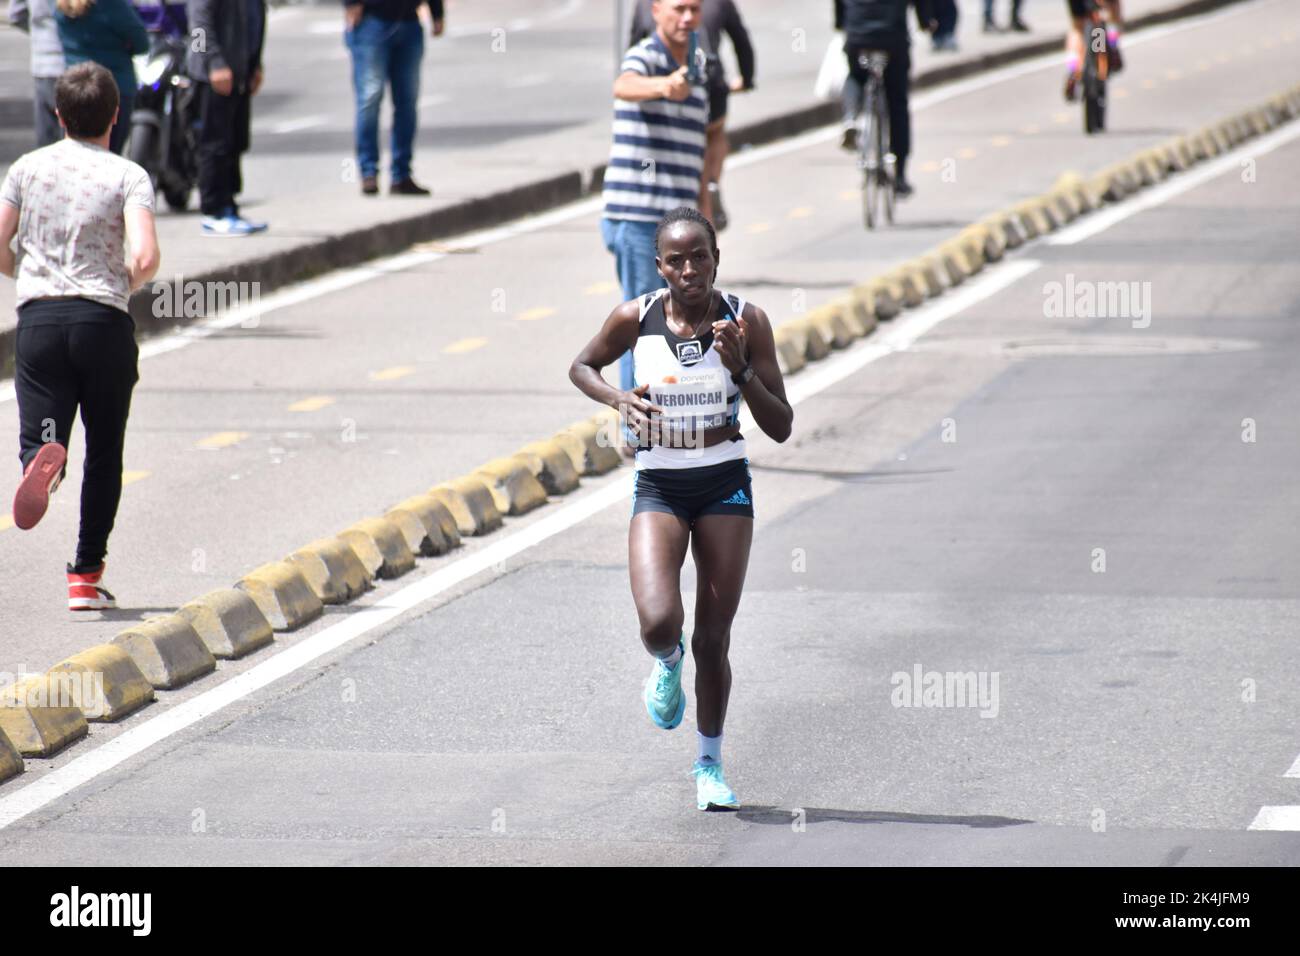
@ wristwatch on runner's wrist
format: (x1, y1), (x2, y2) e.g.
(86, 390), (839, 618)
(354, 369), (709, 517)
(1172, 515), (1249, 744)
(731, 365), (755, 387)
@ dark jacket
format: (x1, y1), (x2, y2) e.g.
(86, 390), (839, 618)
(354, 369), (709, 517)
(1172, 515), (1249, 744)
(629, 0), (756, 90)
(186, 0), (267, 90)
(340, 0), (444, 21)
(55, 0), (149, 98)
(834, 0), (933, 50)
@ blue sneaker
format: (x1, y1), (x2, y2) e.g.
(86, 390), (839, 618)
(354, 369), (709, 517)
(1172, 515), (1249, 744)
(644, 641), (686, 730)
(692, 761), (740, 811)
(201, 208), (268, 237)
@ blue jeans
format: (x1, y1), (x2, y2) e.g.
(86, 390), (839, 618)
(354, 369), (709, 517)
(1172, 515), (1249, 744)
(345, 16), (423, 181)
(600, 217), (665, 391)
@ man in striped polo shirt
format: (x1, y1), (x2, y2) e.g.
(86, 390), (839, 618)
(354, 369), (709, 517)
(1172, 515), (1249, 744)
(602, 0), (712, 394)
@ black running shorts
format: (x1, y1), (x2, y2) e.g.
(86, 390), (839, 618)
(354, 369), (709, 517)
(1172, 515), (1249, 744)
(632, 458), (754, 523)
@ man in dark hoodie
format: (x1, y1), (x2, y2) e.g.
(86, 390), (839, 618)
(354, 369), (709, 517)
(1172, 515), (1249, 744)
(834, 0), (935, 197)
(187, 0), (267, 236)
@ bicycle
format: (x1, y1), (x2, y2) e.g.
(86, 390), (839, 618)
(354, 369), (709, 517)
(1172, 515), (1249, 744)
(855, 49), (895, 229)
(1080, 1), (1111, 134)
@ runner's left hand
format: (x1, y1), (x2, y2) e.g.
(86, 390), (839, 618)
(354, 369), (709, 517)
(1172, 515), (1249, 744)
(712, 315), (747, 374)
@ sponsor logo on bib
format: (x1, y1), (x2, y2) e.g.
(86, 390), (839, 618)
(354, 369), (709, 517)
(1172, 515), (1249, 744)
(675, 340), (704, 366)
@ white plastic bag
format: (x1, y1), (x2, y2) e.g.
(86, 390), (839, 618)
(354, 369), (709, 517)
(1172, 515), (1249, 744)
(813, 36), (848, 101)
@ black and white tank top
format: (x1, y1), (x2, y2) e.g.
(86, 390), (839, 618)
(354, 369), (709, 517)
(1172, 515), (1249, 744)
(632, 287), (748, 471)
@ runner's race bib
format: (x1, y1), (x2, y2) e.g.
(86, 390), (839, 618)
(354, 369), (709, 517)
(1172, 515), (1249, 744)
(649, 367), (729, 442)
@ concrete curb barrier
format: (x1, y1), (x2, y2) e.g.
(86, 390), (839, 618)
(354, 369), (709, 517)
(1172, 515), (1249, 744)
(287, 537), (374, 603)
(516, 439), (582, 496)
(555, 419), (622, 476)
(48, 644), (155, 721)
(782, 316), (832, 362)
(857, 277), (901, 320)
(176, 588), (275, 659)
(429, 477), (504, 535)
(339, 517), (418, 579)
(387, 494), (461, 555)
(0, 730), (21, 784)
(473, 456), (550, 516)
(237, 561), (324, 631)
(112, 616), (217, 690)
(837, 294), (876, 338)
(806, 305), (856, 349)
(0, 675), (90, 757)
(772, 326), (808, 375)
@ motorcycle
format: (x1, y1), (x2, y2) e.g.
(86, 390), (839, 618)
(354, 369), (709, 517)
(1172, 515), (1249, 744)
(128, 2), (198, 211)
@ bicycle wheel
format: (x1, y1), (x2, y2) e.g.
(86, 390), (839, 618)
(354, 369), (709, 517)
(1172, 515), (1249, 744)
(1083, 24), (1107, 134)
(877, 94), (895, 225)
(861, 98), (879, 229)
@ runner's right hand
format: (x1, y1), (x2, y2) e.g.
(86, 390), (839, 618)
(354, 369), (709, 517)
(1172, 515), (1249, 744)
(618, 384), (665, 443)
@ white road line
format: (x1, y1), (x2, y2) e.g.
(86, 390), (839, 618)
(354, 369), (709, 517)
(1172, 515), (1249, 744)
(1048, 120), (1300, 245)
(1247, 806), (1300, 831)
(1284, 754), (1300, 778)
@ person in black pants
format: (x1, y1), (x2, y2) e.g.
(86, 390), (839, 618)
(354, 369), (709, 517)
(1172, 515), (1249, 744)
(187, 0), (268, 236)
(835, 0), (935, 197)
(0, 63), (160, 610)
(930, 0), (958, 50)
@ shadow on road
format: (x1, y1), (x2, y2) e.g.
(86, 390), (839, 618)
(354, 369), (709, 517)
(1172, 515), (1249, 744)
(737, 806), (1033, 829)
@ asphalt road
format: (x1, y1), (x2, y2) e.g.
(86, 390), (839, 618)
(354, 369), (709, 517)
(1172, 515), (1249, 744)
(0, 0), (1297, 865)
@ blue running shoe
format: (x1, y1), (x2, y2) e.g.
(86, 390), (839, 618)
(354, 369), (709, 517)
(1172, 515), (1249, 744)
(692, 761), (740, 811)
(644, 641), (686, 730)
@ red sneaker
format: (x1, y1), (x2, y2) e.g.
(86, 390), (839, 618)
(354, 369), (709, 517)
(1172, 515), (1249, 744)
(68, 563), (117, 611)
(13, 442), (66, 530)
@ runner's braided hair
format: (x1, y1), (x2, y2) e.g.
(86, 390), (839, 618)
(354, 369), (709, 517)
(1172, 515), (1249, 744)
(654, 206), (718, 256)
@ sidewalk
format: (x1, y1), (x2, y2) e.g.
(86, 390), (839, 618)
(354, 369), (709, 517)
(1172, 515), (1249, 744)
(0, 0), (1246, 378)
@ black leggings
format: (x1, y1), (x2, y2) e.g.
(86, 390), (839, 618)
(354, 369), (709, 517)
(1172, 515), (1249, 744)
(845, 44), (912, 175)
(15, 298), (139, 570)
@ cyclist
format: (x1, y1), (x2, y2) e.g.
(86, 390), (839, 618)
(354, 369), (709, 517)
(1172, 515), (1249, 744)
(834, 0), (936, 198)
(1065, 0), (1123, 101)
(569, 206), (792, 811)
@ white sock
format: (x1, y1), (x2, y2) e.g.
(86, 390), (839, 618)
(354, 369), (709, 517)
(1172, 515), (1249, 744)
(655, 638), (683, 669)
(698, 732), (722, 766)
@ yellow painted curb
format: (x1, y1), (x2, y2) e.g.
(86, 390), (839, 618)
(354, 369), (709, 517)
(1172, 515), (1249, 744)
(939, 237), (981, 277)
(339, 516), (418, 579)
(961, 223), (1004, 264)
(0, 728), (21, 784)
(288, 537), (374, 603)
(858, 277), (901, 320)
(517, 439), (581, 496)
(1009, 200), (1047, 238)
(176, 588), (275, 659)
(838, 293), (877, 338)
(237, 560), (324, 631)
(0, 674), (89, 757)
(47, 644), (155, 722)
(112, 616), (217, 690)
(556, 419), (622, 477)
(382, 507), (435, 559)
(984, 211), (1025, 251)
(806, 304), (856, 348)
(905, 259), (944, 297)
(474, 456), (549, 515)
(429, 476), (504, 535)
(783, 315), (832, 361)
(772, 326), (807, 375)
(887, 266), (926, 308)
(388, 494), (461, 554)
(921, 251), (958, 290)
